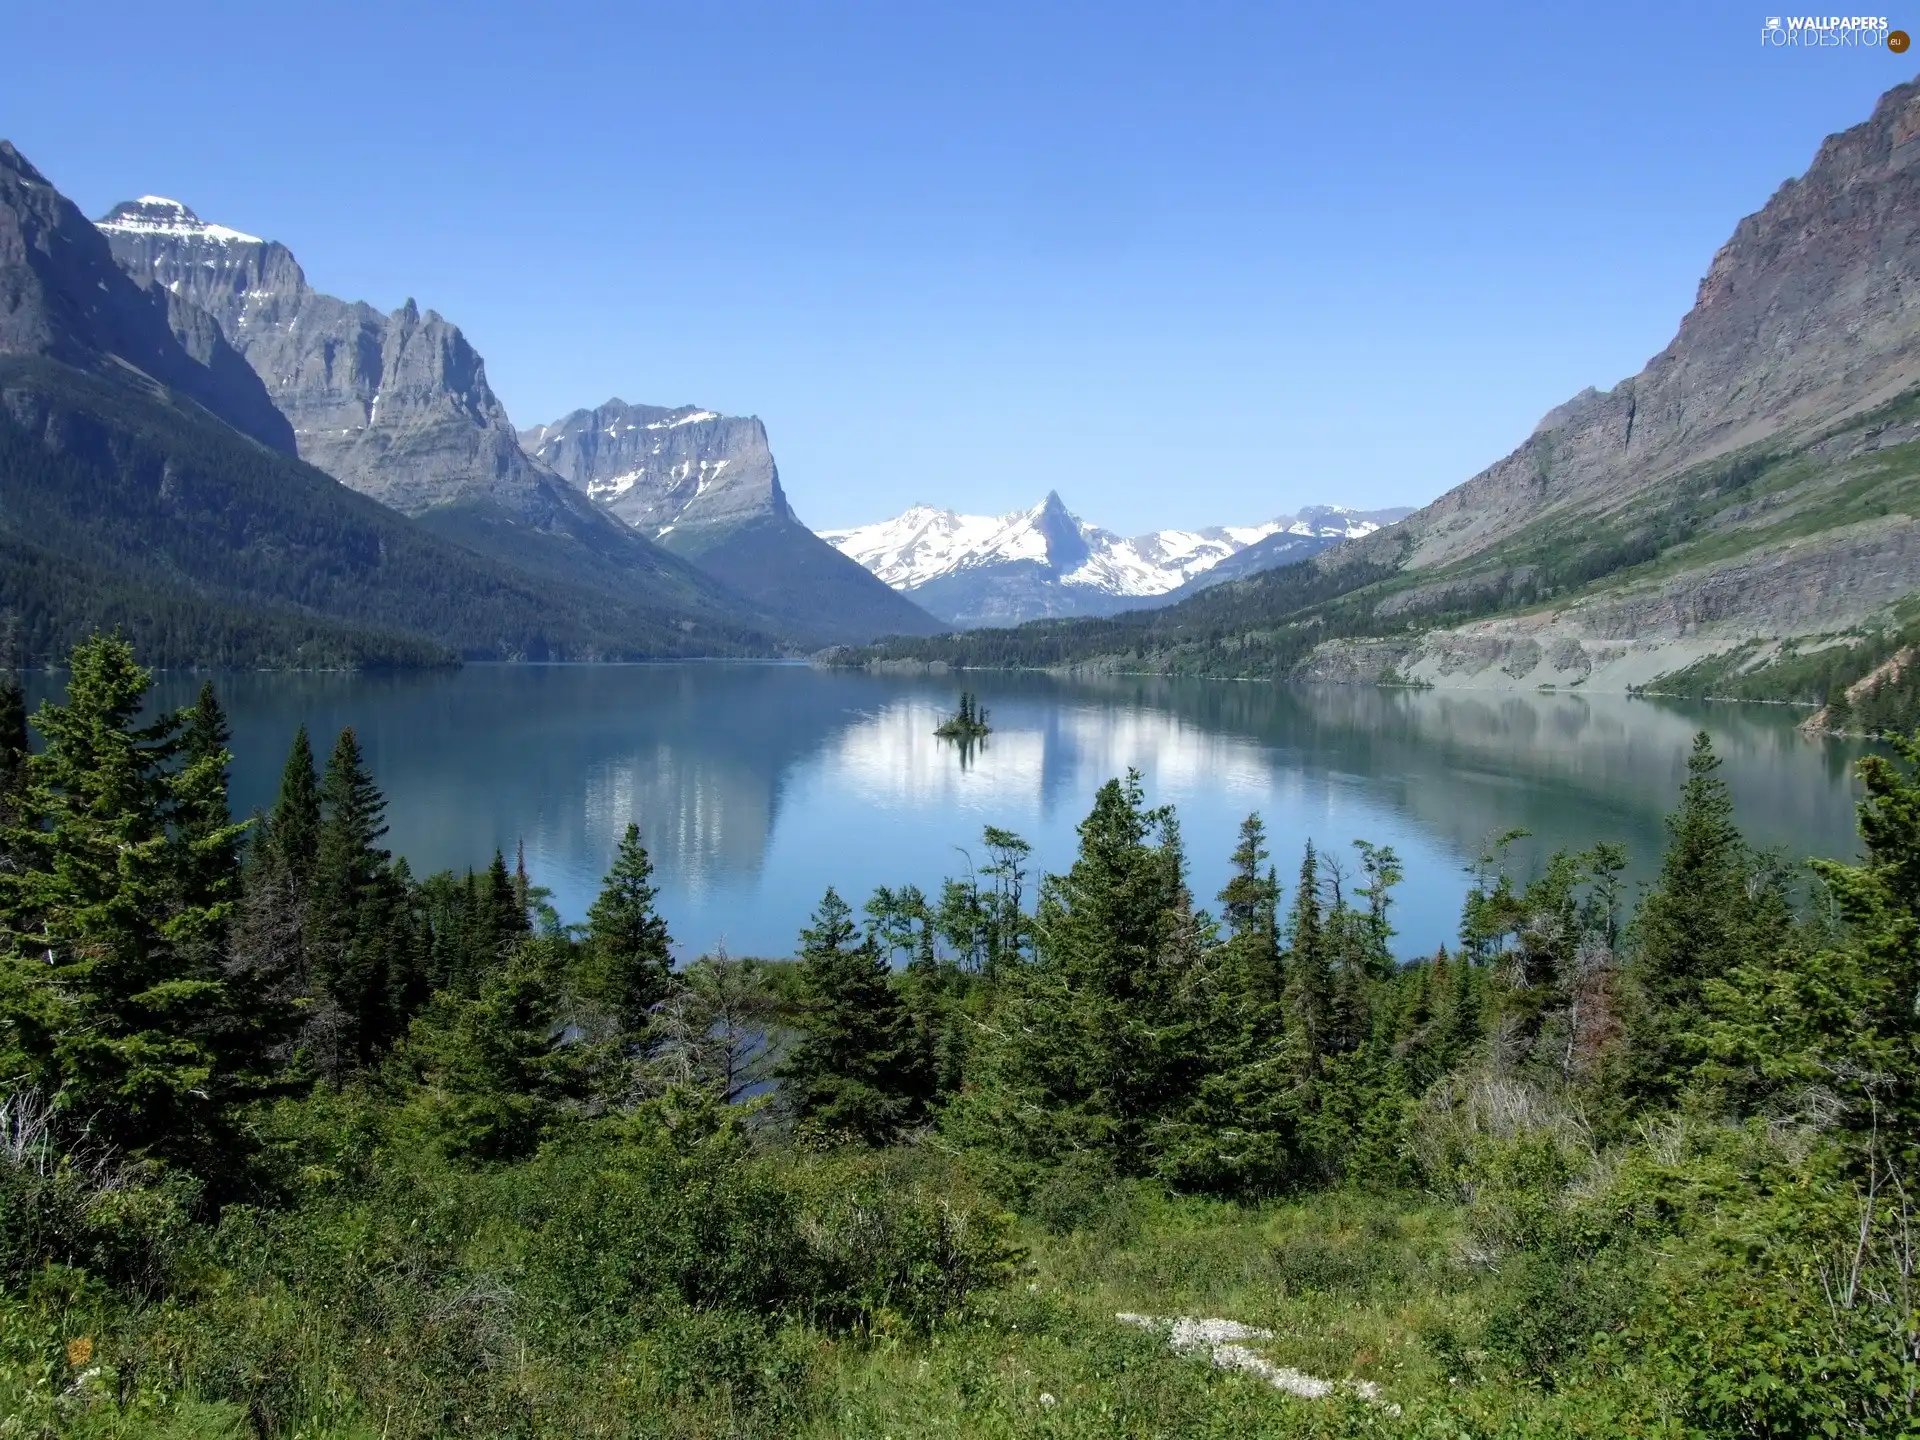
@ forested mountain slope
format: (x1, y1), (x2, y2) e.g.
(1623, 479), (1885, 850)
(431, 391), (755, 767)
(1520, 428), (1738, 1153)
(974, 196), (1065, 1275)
(0, 359), (784, 664)
(841, 78), (1920, 692)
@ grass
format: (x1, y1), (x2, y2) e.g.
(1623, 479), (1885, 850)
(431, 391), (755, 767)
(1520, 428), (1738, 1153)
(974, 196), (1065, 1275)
(784, 1188), (1602, 1439)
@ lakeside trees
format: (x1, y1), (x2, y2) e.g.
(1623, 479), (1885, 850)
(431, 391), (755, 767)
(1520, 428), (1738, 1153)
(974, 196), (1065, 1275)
(4, 632), (1920, 1435)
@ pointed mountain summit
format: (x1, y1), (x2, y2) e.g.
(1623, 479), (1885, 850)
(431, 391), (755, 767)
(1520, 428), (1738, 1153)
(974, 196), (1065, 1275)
(823, 493), (1405, 627)
(0, 147), (292, 452)
(524, 398), (942, 643)
(95, 193), (776, 628)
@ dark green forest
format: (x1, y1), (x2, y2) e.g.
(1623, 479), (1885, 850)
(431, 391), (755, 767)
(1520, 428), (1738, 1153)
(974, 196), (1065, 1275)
(3, 635), (1919, 1436)
(0, 359), (784, 666)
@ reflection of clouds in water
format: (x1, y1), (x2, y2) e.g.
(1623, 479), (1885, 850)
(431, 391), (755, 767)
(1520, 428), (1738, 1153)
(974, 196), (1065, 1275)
(818, 702), (1047, 809)
(581, 744), (771, 899)
(817, 700), (1281, 814)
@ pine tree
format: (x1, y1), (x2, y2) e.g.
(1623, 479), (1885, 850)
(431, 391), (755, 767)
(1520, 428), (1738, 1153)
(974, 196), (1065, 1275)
(310, 727), (403, 1074)
(406, 939), (586, 1162)
(582, 823), (674, 1038)
(1163, 813), (1295, 1194)
(945, 773), (1197, 1175)
(230, 728), (325, 1062)
(0, 636), (254, 1176)
(780, 886), (925, 1145)
(269, 725), (321, 893)
(0, 670), (26, 826)
(171, 683), (243, 962)
(1625, 733), (1751, 1099)
(1283, 841), (1333, 1083)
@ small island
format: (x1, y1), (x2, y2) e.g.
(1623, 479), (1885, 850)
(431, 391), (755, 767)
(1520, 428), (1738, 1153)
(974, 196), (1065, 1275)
(934, 691), (991, 740)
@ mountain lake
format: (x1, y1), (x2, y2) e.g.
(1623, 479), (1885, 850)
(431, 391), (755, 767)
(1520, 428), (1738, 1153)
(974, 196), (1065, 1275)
(25, 663), (1884, 962)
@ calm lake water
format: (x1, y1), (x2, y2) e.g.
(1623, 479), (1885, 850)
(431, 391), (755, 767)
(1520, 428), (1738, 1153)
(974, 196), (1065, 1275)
(26, 665), (1884, 961)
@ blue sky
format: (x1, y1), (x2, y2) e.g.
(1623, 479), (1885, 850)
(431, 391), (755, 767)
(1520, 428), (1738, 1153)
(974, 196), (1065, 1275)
(7, 2), (1911, 533)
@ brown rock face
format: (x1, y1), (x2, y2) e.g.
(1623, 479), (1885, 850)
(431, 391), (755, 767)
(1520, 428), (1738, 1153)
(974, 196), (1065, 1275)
(1372, 78), (1920, 575)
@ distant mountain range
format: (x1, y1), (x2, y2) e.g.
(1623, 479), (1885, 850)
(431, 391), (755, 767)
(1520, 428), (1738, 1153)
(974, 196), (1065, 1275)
(823, 494), (1410, 626)
(0, 137), (1431, 667)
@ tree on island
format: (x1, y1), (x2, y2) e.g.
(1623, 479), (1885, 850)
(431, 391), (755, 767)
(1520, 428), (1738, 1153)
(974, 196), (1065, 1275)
(934, 692), (991, 739)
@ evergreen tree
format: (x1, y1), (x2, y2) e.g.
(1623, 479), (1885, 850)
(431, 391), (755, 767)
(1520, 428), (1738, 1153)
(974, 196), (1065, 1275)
(1702, 733), (1920, 1135)
(1625, 733), (1753, 1099)
(229, 727), (325, 1061)
(1283, 841), (1332, 1083)
(1163, 813), (1295, 1193)
(780, 886), (926, 1145)
(172, 683), (241, 962)
(405, 939), (587, 1162)
(0, 670), (26, 825)
(945, 773), (1199, 1175)
(309, 727), (404, 1073)
(268, 725), (321, 893)
(0, 636), (255, 1177)
(581, 823), (673, 1038)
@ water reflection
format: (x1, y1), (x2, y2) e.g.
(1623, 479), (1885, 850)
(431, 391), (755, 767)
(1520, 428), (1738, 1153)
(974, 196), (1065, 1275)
(23, 666), (1878, 962)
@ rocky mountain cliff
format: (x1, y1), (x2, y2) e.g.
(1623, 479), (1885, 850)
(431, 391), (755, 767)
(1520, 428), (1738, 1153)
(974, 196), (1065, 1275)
(523, 398), (942, 643)
(1292, 75), (1920, 689)
(98, 197), (583, 519)
(523, 400), (791, 534)
(0, 153), (293, 453)
(824, 493), (1405, 627)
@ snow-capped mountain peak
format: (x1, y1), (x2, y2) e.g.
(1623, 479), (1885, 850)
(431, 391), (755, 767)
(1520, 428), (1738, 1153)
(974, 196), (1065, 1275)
(822, 495), (1410, 628)
(96, 196), (262, 246)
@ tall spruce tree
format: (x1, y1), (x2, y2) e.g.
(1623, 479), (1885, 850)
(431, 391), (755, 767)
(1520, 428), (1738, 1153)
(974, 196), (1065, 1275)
(1625, 733), (1752, 1099)
(310, 727), (405, 1073)
(0, 670), (25, 827)
(582, 823), (673, 1038)
(945, 773), (1199, 1175)
(1163, 813), (1295, 1193)
(231, 727), (323, 1044)
(780, 886), (926, 1145)
(269, 726), (321, 892)
(1283, 841), (1333, 1083)
(0, 636), (254, 1177)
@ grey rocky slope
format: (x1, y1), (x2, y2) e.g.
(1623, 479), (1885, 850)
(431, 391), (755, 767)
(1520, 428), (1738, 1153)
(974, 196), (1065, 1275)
(1292, 75), (1920, 690)
(95, 197), (764, 629)
(523, 398), (942, 642)
(0, 152), (292, 452)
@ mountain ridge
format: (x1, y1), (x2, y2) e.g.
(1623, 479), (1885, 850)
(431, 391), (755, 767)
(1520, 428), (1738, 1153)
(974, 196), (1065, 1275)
(823, 493), (1408, 627)
(94, 196), (787, 638)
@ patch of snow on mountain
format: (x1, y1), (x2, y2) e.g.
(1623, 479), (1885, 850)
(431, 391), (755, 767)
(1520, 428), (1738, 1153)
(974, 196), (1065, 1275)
(645, 410), (719, 430)
(96, 197), (262, 246)
(826, 497), (1404, 603)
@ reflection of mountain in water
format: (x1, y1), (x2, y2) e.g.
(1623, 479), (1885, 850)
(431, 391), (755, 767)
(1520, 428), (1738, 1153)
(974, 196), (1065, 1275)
(31, 664), (1867, 955)
(975, 675), (1873, 881)
(128, 665), (902, 895)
